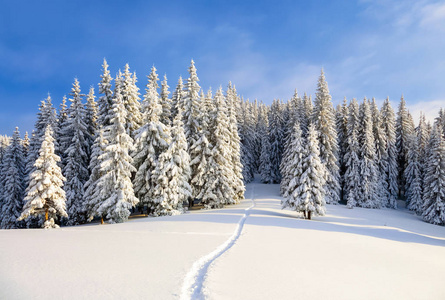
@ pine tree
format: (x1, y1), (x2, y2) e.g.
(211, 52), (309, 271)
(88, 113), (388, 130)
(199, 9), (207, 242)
(97, 59), (114, 127)
(405, 133), (423, 213)
(85, 86), (98, 153)
(299, 92), (312, 136)
(203, 88), (235, 208)
(396, 95), (412, 198)
(182, 60), (205, 199)
(171, 76), (184, 122)
(120, 64), (142, 139)
(312, 70), (340, 205)
(381, 97), (398, 208)
(160, 74), (172, 126)
(344, 99), (361, 208)
(95, 82), (138, 223)
(281, 123), (305, 201)
(336, 98), (349, 201)
(268, 99), (284, 183)
(62, 78), (90, 225)
(1, 128), (26, 229)
(371, 98), (388, 204)
(422, 124), (445, 225)
(226, 83), (245, 203)
(83, 127), (106, 223)
(18, 126), (67, 228)
(358, 99), (379, 208)
(294, 124), (326, 219)
(151, 112), (192, 215)
(240, 100), (256, 184)
(259, 105), (274, 183)
(132, 66), (171, 214)
(55, 96), (68, 163)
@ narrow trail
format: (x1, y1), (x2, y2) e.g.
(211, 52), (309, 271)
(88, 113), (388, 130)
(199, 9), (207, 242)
(179, 182), (256, 300)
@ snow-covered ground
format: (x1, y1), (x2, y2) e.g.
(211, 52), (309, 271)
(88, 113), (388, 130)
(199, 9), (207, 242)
(1, 179), (445, 300)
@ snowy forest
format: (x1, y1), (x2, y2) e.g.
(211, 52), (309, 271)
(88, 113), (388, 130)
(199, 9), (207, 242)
(0, 59), (444, 229)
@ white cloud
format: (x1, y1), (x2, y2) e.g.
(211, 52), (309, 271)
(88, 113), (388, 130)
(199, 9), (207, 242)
(408, 99), (444, 124)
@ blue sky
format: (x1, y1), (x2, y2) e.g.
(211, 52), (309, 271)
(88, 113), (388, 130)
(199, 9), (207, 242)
(1, 0), (444, 135)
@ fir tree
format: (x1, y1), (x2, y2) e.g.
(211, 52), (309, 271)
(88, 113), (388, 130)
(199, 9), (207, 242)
(381, 97), (398, 208)
(62, 79), (90, 225)
(120, 64), (142, 139)
(396, 95), (412, 197)
(259, 105), (273, 183)
(226, 83), (245, 203)
(160, 74), (172, 126)
(422, 125), (445, 225)
(312, 70), (340, 204)
(97, 59), (114, 127)
(344, 99), (361, 208)
(1, 128), (26, 229)
(171, 76), (184, 122)
(281, 123), (305, 202)
(133, 66), (171, 213)
(85, 86), (98, 152)
(268, 99), (285, 183)
(18, 126), (67, 229)
(95, 81), (138, 223)
(405, 133), (423, 213)
(295, 124), (326, 219)
(358, 99), (379, 208)
(371, 98), (388, 204)
(152, 112), (192, 215)
(55, 96), (68, 163)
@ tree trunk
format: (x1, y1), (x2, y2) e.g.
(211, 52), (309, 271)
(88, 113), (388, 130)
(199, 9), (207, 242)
(101, 217), (104, 225)
(308, 211), (312, 220)
(45, 209), (48, 221)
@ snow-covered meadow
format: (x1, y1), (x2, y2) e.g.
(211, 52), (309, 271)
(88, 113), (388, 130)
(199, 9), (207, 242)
(1, 179), (444, 300)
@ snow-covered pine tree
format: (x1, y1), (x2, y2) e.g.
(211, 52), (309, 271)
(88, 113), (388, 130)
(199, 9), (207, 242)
(268, 99), (285, 183)
(204, 87), (235, 207)
(226, 83), (245, 203)
(1, 128), (26, 229)
(120, 64), (142, 139)
(160, 74), (172, 126)
(240, 99), (256, 183)
(85, 86), (98, 154)
(152, 111), (192, 216)
(97, 59), (114, 127)
(259, 105), (273, 183)
(18, 126), (67, 228)
(422, 124), (445, 225)
(336, 98), (349, 201)
(396, 95), (413, 198)
(344, 99), (361, 208)
(299, 92), (312, 136)
(357, 98), (379, 208)
(312, 70), (340, 205)
(62, 79), (90, 225)
(194, 89), (215, 208)
(295, 124), (326, 219)
(83, 127), (106, 223)
(251, 99), (262, 172)
(22, 132), (29, 158)
(405, 132), (423, 213)
(55, 96), (68, 164)
(182, 60), (205, 199)
(281, 122), (305, 201)
(371, 98), (388, 204)
(171, 76), (184, 122)
(381, 97), (398, 208)
(95, 80), (138, 223)
(416, 112), (429, 199)
(132, 66), (171, 214)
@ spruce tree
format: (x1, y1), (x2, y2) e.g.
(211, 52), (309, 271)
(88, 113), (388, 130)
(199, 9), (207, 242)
(19, 126), (67, 228)
(132, 66), (171, 214)
(312, 70), (340, 204)
(95, 81), (138, 223)
(120, 64), (142, 139)
(268, 99), (284, 183)
(85, 86), (98, 153)
(396, 95), (412, 198)
(296, 124), (326, 219)
(152, 112), (192, 215)
(226, 83), (245, 203)
(55, 96), (68, 164)
(381, 97), (398, 208)
(371, 98), (388, 203)
(259, 105), (273, 183)
(422, 124), (445, 225)
(405, 133), (423, 214)
(171, 76), (184, 122)
(281, 123), (305, 202)
(160, 74), (171, 126)
(344, 99), (361, 208)
(97, 59), (114, 127)
(62, 79), (90, 225)
(358, 99), (379, 208)
(1, 128), (26, 229)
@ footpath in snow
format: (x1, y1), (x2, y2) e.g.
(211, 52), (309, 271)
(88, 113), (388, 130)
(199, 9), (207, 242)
(1, 179), (445, 299)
